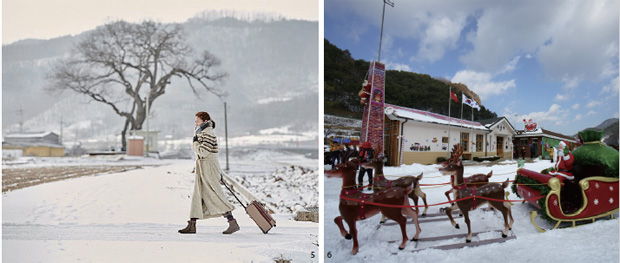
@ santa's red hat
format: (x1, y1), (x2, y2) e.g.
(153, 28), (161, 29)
(560, 141), (570, 150)
(361, 141), (372, 149)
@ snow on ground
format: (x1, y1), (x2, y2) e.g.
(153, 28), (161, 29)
(236, 165), (318, 214)
(2, 155), (167, 168)
(324, 115), (362, 137)
(324, 159), (619, 262)
(324, 115), (362, 129)
(3, 148), (319, 262)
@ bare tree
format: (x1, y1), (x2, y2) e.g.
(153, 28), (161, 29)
(47, 20), (227, 150)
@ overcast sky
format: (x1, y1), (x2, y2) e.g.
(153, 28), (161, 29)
(2, 0), (318, 45)
(325, 0), (619, 135)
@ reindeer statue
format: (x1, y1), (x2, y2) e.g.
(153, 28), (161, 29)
(442, 144), (493, 205)
(361, 145), (429, 219)
(439, 144), (514, 243)
(326, 146), (421, 254)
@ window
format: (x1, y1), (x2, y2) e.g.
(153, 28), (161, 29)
(460, 133), (469, 152)
(520, 139), (528, 146)
(476, 134), (483, 152)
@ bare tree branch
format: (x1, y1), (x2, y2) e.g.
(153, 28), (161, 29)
(46, 20), (227, 150)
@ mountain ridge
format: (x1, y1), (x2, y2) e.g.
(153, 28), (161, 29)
(324, 38), (498, 121)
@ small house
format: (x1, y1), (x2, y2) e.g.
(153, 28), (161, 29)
(3, 131), (65, 157)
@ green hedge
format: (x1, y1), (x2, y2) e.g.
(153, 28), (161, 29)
(473, 156), (501, 162)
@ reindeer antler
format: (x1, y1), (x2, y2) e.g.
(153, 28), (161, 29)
(455, 144), (463, 161)
(450, 143), (463, 161)
(341, 144), (355, 162)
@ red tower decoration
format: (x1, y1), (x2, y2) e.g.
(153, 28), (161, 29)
(360, 61), (385, 153)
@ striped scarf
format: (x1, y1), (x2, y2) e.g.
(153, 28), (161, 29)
(197, 128), (218, 154)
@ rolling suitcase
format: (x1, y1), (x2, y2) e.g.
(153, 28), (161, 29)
(221, 174), (276, 234)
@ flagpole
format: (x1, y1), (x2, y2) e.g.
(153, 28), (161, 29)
(460, 93), (464, 152)
(447, 86), (452, 158)
(471, 103), (474, 153)
(460, 93), (464, 123)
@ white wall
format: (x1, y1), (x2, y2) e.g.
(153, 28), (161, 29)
(400, 121), (487, 153)
(486, 119), (515, 155)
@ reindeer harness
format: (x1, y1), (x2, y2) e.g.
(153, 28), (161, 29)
(340, 188), (371, 220)
(373, 174), (391, 188)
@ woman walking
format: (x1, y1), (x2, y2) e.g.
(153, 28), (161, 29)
(178, 111), (239, 235)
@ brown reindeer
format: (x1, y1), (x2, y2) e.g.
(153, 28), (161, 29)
(327, 147), (421, 254)
(442, 145), (493, 205)
(361, 151), (429, 218)
(439, 144), (514, 243)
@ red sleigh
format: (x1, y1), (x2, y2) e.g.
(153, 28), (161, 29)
(515, 168), (619, 232)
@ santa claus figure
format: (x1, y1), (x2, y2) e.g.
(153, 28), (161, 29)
(358, 80), (371, 105)
(549, 141), (574, 181)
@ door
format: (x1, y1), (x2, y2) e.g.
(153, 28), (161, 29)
(497, 136), (504, 156)
(460, 132), (469, 152)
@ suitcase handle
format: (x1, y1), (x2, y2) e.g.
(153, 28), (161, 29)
(221, 173), (247, 209)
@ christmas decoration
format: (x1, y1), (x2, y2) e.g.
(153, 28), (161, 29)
(572, 130), (619, 178)
(523, 119), (538, 132)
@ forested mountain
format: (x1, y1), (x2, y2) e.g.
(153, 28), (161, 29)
(324, 39), (498, 120)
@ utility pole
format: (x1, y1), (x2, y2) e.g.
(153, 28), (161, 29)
(224, 101), (229, 171)
(378, 0), (394, 62)
(14, 106), (24, 133)
(59, 114), (67, 145)
(145, 95), (150, 156)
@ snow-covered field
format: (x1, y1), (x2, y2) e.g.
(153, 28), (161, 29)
(324, 159), (619, 262)
(324, 115), (362, 137)
(2, 155), (167, 168)
(3, 148), (319, 262)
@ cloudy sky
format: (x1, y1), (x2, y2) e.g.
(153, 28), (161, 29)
(2, 0), (318, 45)
(325, 0), (619, 135)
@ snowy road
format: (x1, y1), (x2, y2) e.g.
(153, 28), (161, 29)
(324, 159), (619, 262)
(3, 151), (319, 262)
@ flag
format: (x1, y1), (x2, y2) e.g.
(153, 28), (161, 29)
(450, 90), (458, 103)
(462, 94), (481, 110)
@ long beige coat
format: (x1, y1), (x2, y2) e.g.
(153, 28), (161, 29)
(189, 125), (235, 219)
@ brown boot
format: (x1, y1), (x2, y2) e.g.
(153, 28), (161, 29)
(222, 219), (239, 234)
(178, 220), (196, 234)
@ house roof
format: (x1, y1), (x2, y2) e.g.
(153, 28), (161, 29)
(385, 103), (489, 131)
(478, 117), (503, 126)
(2, 141), (64, 148)
(4, 131), (56, 139)
(478, 117), (517, 134)
(515, 128), (577, 143)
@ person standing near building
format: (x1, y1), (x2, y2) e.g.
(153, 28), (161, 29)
(178, 111), (239, 235)
(514, 143), (519, 159)
(357, 142), (374, 190)
(331, 140), (341, 167)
